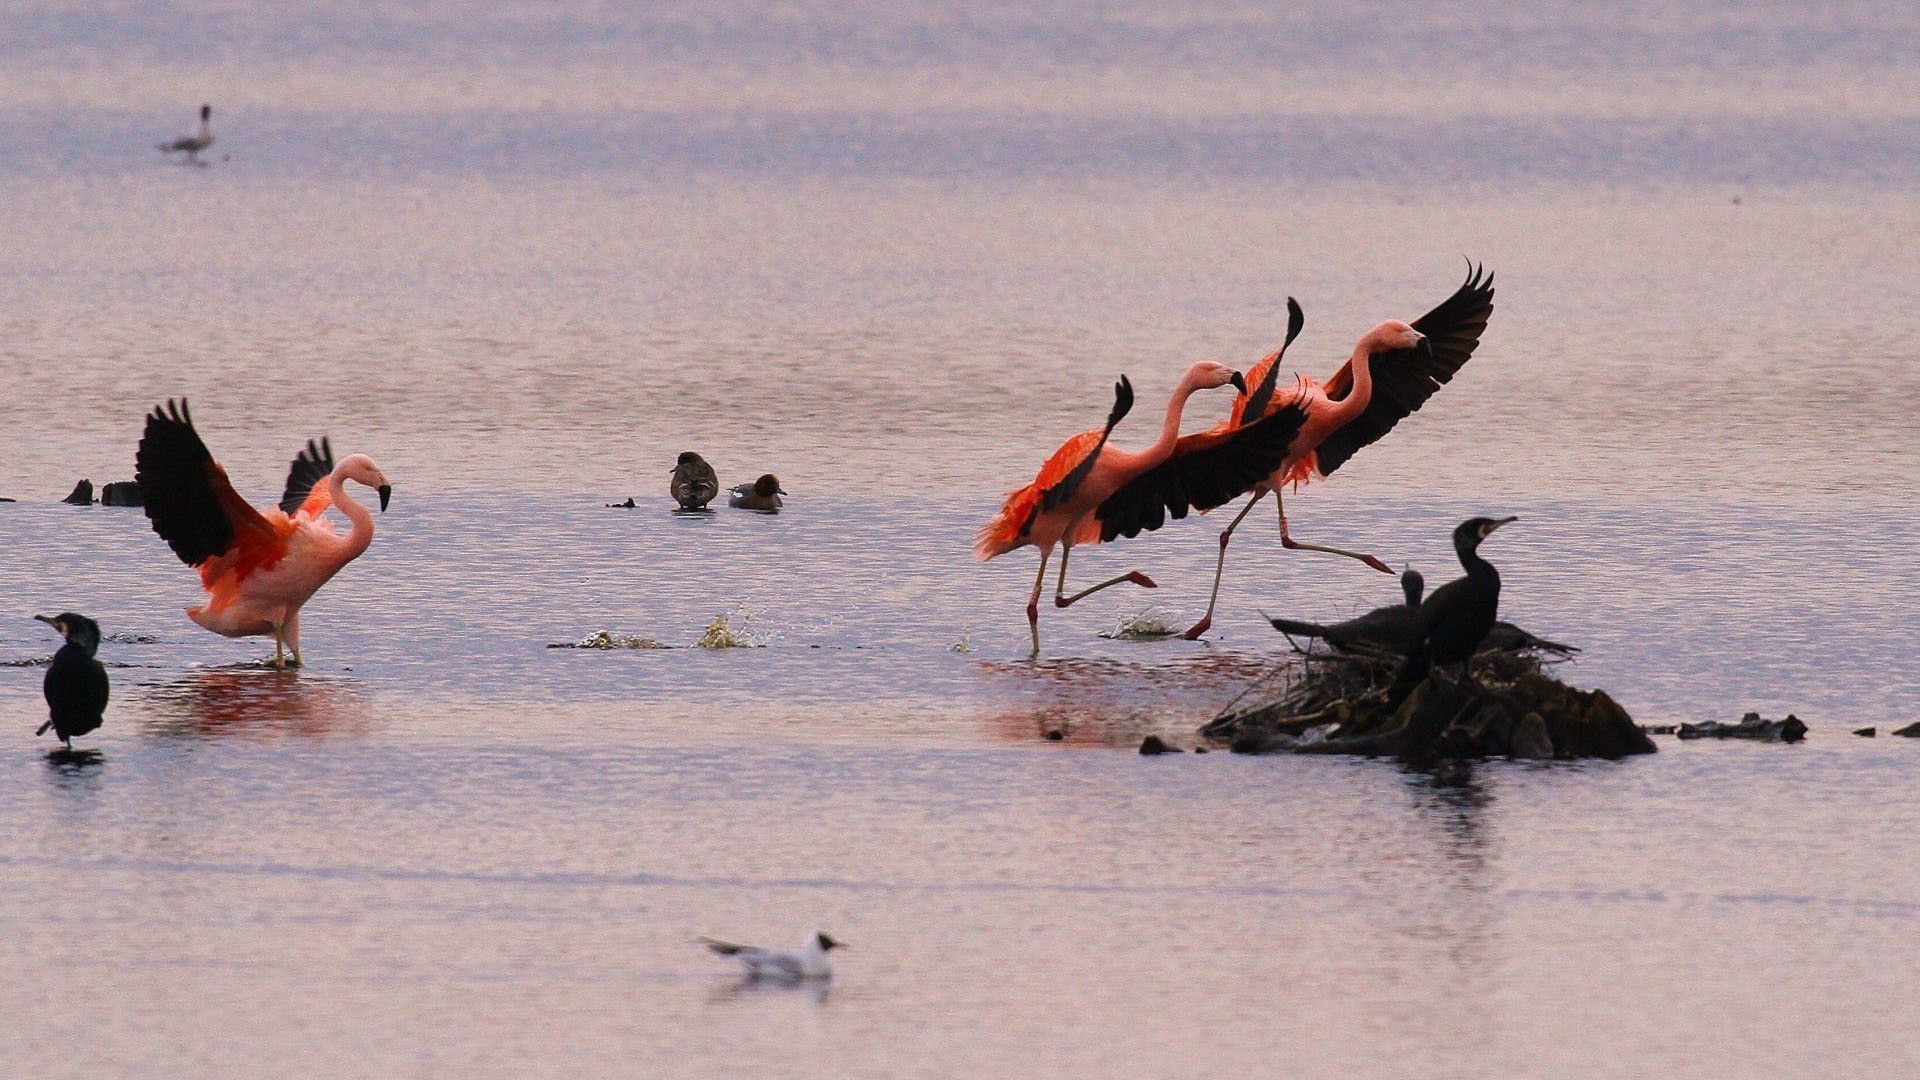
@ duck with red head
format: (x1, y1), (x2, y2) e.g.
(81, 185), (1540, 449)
(728, 474), (785, 512)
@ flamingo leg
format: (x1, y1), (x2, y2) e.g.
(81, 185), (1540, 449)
(1182, 492), (1264, 640)
(272, 625), (286, 670)
(1053, 545), (1157, 609)
(286, 610), (302, 668)
(1276, 488), (1394, 574)
(1026, 547), (1052, 656)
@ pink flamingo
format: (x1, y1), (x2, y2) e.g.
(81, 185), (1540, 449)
(135, 399), (392, 669)
(977, 362), (1309, 654)
(1181, 265), (1495, 640)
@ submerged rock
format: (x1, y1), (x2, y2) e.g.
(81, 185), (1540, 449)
(1643, 724), (1680, 735)
(99, 481), (143, 506)
(1138, 735), (1182, 755)
(62, 479), (94, 505)
(1895, 723), (1920, 738)
(1854, 727), (1877, 738)
(1675, 712), (1807, 743)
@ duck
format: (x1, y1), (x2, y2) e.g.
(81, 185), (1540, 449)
(669, 452), (720, 510)
(34, 613), (108, 748)
(729, 474), (785, 512)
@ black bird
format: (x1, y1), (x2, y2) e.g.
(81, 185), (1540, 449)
(34, 613), (109, 748)
(1269, 564), (1574, 657)
(1387, 516), (1516, 707)
(669, 451), (720, 510)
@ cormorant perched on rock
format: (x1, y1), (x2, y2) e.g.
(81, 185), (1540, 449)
(1387, 516), (1515, 707)
(729, 474), (785, 512)
(1268, 563), (1574, 657)
(33, 613), (108, 748)
(669, 452), (719, 510)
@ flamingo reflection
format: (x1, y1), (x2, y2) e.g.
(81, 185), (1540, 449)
(143, 668), (371, 741)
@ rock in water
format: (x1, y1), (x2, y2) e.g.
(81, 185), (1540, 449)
(1854, 727), (1877, 738)
(1217, 670), (1653, 762)
(1894, 723), (1920, 738)
(1138, 735), (1182, 755)
(99, 481), (143, 506)
(62, 479), (94, 505)
(1675, 712), (1808, 743)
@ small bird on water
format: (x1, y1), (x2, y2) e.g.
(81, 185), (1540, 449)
(701, 931), (843, 981)
(1387, 516), (1517, 707)
(34, 613), (108, 749)
(669, 452), (720, 510)
(158, 104), (214, 163)
(729, 474), (785, 512)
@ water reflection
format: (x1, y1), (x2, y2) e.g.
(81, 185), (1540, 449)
(707, 978), (833, 1005)
(44, 747), (105, 792)
(141, 669), (372, 741)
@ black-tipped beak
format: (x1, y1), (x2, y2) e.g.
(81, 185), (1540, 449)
(1230, 371), (1248, 394)
(1417, 335), (1434, 361)
(377, 485), (391, 512)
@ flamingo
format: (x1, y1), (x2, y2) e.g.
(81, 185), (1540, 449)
(977, 361), (1309, 655)
(1180, 265), (1496, 640)
(135, 399), (391, 669)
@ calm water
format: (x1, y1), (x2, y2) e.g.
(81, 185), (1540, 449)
(2, 2), (1918, 1076)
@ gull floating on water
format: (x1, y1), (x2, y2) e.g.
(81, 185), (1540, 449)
(158, 104), (214, 163)
(701, 931), (842, 981)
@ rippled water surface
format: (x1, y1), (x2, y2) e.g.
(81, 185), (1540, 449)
(2, 2), (1918, 1076)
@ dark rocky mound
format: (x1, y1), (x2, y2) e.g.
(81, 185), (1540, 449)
(1895, 722), (1920, 738)
(99, 481), (143, 506)
(62, 479), (94, 505)
(1204, 647), (1652, 762)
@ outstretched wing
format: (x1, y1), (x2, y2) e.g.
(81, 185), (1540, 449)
(136, 399), (280, 567)
(975, 376), (1135, 559)
(1094, 398), (1310, 542)
(1313, 263), (1494, 477)
(280, 437), (334, 516)
(700, 937), (748, 956)
(1235, 296), (1305, 425)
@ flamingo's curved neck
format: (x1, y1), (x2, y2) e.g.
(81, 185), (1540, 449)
(1324, 339), (1378, 426)
(1123, 372), (1204, 470)
(328, 470), (374, 560)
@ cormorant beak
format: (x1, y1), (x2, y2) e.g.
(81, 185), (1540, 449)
(1485, 515), (1517, 536)
(33, 614), (63, 636)
(1229, 371), (1248, 394)
(1416, 335), (1434, 361)
(377, 484), (392, 512)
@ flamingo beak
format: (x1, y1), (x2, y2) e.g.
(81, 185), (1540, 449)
(1230, 371), (1248, 394)
(377, 485), (391, 512)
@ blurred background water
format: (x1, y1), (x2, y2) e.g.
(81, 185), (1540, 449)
(1, 1), (1917, 1076)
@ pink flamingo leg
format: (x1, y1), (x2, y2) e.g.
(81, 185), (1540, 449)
(1052, 545), (1157, 609)
(1276, 489), (1394, 574)
(1182, 491), (1264, 640)
(1026, 547), (1052, 656)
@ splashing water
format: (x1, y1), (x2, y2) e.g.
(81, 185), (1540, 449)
(1097, 607), (1189, 641)
(694, 615), (758, 649)
(551, 631), (670, 650)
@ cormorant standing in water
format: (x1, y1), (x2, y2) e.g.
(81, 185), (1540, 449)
(1268, 563), (1573, 656)
(34, 613), (108, 748)
(670, 451), (719, 510)
(1387, 516), (1515, 706)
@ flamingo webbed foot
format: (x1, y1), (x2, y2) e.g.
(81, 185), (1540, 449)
(1362, 555), (1394, 575)
(1182, 616), (1211, 641)
(1127, 572), (1156, 589)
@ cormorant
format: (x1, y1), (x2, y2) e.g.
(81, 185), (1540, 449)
(1387, 516), (1516, 707)
(729, 474), (785, 512)
(669, 451), (719, 510)
(1268, 564), (1574, 656)
(34, 613), (108, 748)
